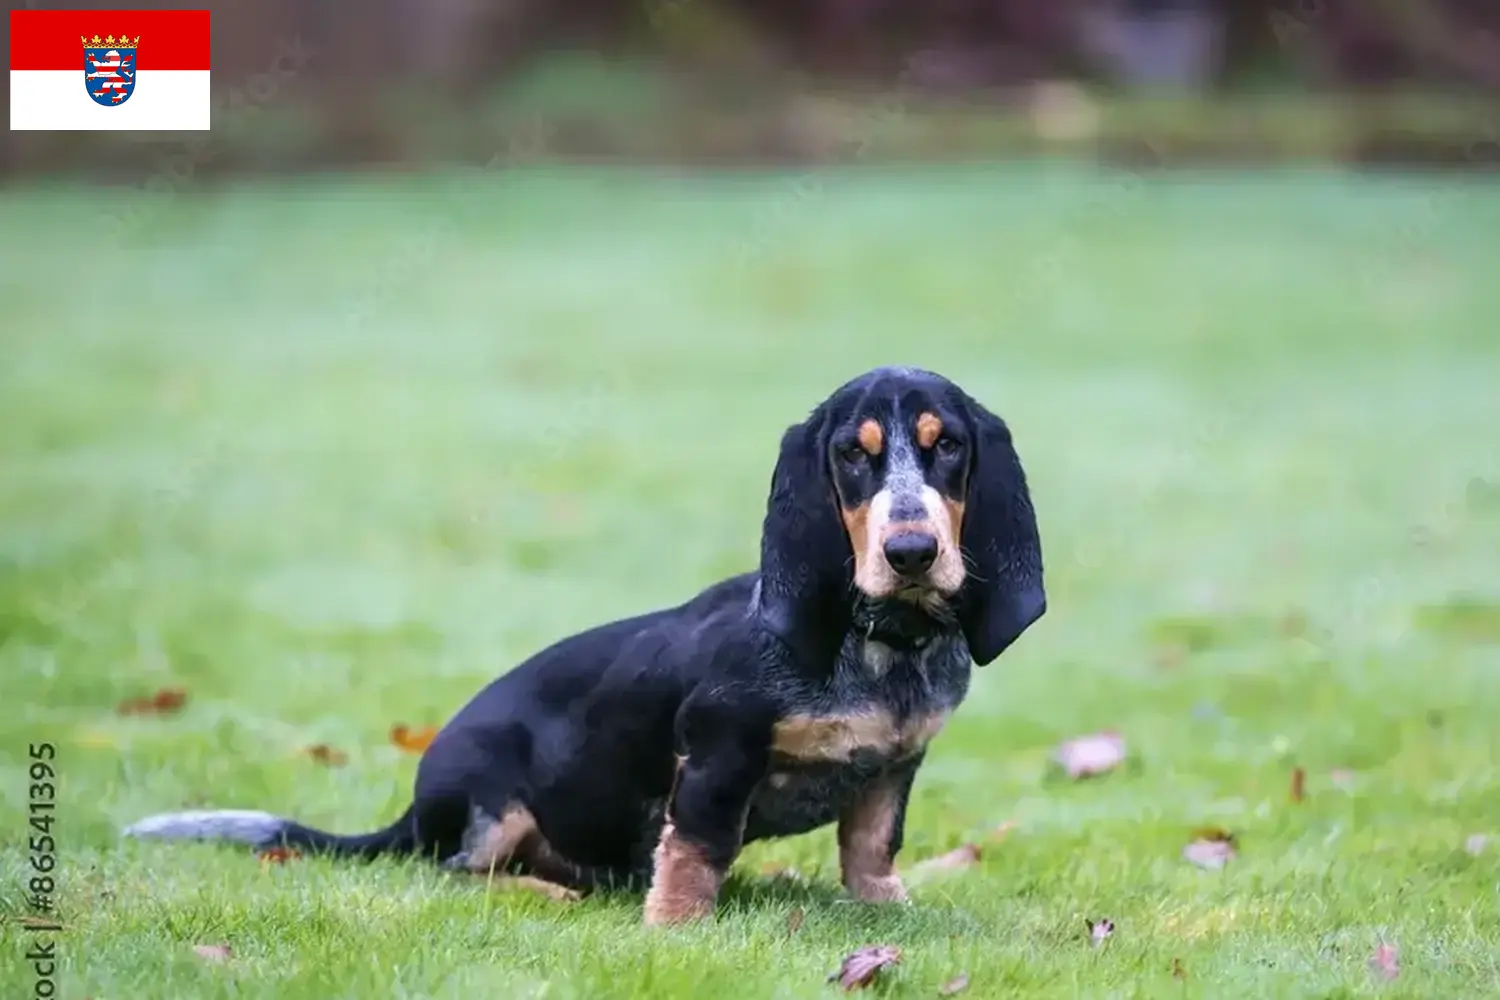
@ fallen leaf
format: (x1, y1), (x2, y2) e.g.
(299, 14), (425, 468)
(1464, 833), (1490, 856)
(1053, 731), (1126, 779)
(1088, 917), (1114, 947)
(1183, 828), (1237, 870)
(193, 943), (233, 963)
(303, 743), (348, 767)
(786, 906), (805, 934)
(257, 846), (301, 866)
(117, 687), (188, 716)
(909, 843), (982, 878)
(1370, 942), (1400, 981)
(829, 945), (901, 991)
(149, 688), (188, 713)
(390, 723), (439, 753)
(1290, 766), (1306, 803)
(1171, 958), (1187, 980)
(938, 972), (970, 995)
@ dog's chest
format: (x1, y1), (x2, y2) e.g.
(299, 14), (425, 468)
(743, 635), (970, 842)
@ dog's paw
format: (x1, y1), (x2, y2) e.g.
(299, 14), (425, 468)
(848, 873), (910, 904)
(514, 877), (584, 903)
(483, 875), (583, 903)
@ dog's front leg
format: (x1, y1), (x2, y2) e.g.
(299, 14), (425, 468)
(644, 697), (770, 927)
(838, 759), (920, 904)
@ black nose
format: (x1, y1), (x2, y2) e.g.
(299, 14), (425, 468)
(883, 532), (939, 578)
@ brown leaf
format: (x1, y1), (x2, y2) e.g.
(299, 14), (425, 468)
(829, 945), (901, 991)
(117, 687), (188, 716)
(257, 846), (302, 866)
(1088, 918), (1114, 947)
(1290, 766), (1306, 803)
(1370, 942), (1400, 981)
(910, 843), (982, 878)
(988, 820), (1018, 842)
(303, 743), (348, 767)
(938, 972), (970, 995)
(1171, 958), (1187, 980)
(1183, 828), (1237, 870)
(390, 723), (438, 753)
(1053, 731), (1126, 779)
(786, 906), (805, 934)
(193, 943), (233, 963)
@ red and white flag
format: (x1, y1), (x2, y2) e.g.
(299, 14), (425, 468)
(9, 9), (211, 131)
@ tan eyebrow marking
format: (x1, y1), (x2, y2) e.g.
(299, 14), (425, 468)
(857, 419), (884, 456)
(915, 412), (943, 449)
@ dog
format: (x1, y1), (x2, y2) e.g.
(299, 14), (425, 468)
(124, 365), (1046, 925)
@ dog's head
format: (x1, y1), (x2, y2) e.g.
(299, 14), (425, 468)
(757, 367), (1045, 667)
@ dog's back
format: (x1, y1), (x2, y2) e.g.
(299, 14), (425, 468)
(123, 571), (762, 873)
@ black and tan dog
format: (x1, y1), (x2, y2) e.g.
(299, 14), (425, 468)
(125, 366), (1046, 925)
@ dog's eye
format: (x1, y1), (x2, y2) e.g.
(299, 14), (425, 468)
(934, 436), (961, 458)
(837, 444), (866, 466)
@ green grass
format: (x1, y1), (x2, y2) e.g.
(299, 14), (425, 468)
(2, 164), (1499, 998)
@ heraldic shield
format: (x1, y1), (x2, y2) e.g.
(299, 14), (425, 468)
(83, 34), (139, 107)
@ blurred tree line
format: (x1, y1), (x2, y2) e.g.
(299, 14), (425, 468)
(185, 0), (1500, 92)
(3, 0), (1497, 178)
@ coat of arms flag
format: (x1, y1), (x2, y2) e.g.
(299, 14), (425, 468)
(9, 9), (211, 131)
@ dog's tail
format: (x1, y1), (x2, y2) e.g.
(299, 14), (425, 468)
(123, 805), (419, 860)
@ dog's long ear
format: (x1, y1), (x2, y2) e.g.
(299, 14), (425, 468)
(957, 398), (1046, 666)
(756, 408), (853, 668)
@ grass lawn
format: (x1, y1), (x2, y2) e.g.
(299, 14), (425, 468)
(1, 163), (1498, 998)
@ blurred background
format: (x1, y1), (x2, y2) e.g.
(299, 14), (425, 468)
(4, 0), (1500, 177)
(2, 0), (1498, 776)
